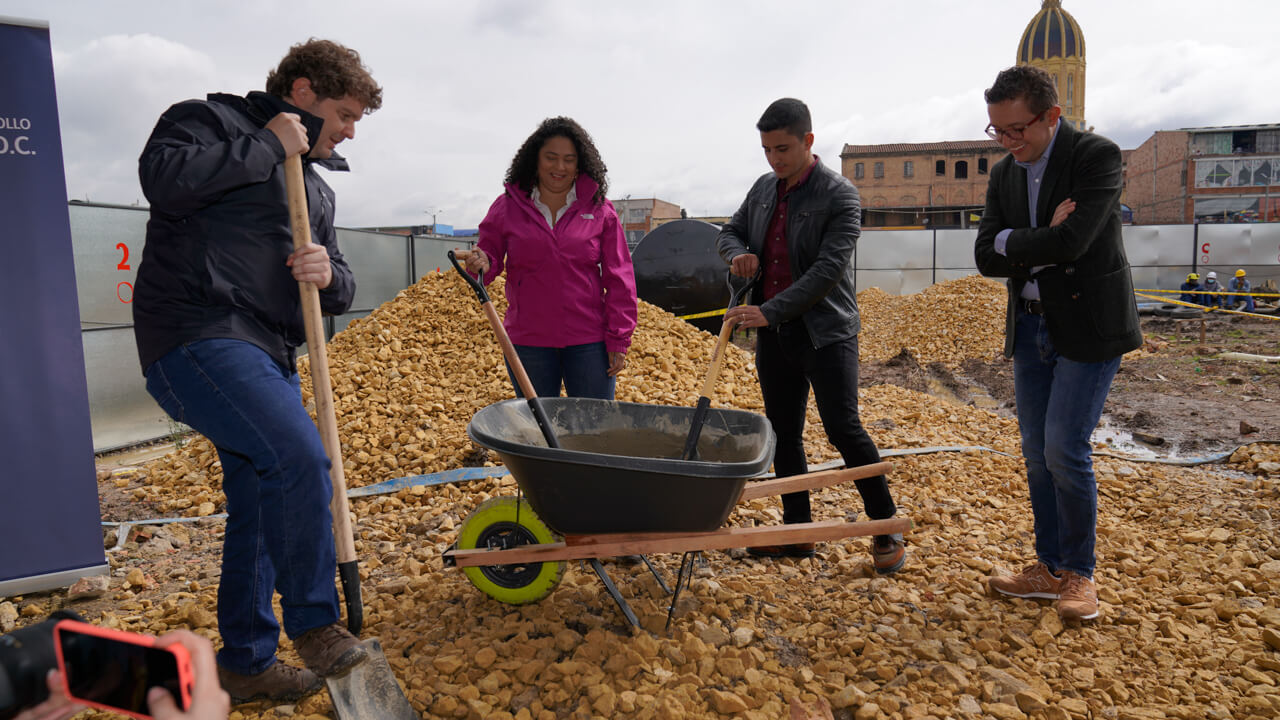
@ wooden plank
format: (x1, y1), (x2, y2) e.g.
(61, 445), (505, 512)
(446, 517), (912, 568)
(737, 461), (893, 502)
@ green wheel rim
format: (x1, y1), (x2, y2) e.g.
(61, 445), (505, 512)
(457, 496), (565, 604)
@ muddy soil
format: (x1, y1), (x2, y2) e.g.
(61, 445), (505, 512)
(861, 313), (1280, 457)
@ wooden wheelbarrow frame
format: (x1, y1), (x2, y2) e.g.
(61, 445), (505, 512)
(443, 461), (911, 630)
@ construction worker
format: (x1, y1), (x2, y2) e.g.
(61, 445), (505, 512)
(1202, 271), (1225, 308)
(1179, 272), (1203, 304)
(1227, 269), (1254, 312)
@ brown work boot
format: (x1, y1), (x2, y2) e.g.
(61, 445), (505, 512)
(988, 562), (1063, 599)
(1057, 571), (1100, 621)
(217, 661), (323, 705)
(293, 622), (367, 677)
(746, 543), (816, 559)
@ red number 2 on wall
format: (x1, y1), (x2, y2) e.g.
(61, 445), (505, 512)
(116, 242), (133, 303)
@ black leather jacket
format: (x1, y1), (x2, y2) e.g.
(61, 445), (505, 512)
(716, 159), (862, 348)
(133, 91), (356, 373)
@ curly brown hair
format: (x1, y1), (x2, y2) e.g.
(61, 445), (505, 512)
(984, 65), (1057, 114)
(266, 38), (383, 113)
(504, 117), (609, 204)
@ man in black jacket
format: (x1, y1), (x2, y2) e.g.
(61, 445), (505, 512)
(975, 66), (1142, 621)
(133, 39), (382, 703)
(718, 98), (904, 573)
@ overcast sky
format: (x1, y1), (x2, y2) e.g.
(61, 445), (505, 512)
(8, 1), (1280, 229)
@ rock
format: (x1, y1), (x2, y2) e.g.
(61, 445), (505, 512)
(833, 685), (868, 709)
(1014, 690), (1047, 714)
(0, 602), (17, 632)
(986, 702), (1028, 720)
(195, 501), (217, 516)
(707, 689), (748, 714)
(1241, 420), (1260, 435)
(67, 575), (111, 601)
(732, 626), (755, 647)
(125, 568), (146, 586)
(1263, 627), (1280, 651)
(957, 695), (983, 715)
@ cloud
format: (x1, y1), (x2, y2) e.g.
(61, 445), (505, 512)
(53, 34), (218, 204)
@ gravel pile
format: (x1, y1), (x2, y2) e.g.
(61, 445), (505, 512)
(857, 275), (1007, 368)
(54, 271), (1280, 719)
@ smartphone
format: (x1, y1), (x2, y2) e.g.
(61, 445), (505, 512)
(53, 619), (193, 720)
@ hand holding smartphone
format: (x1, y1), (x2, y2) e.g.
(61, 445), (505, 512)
(53, 620), (194, 720)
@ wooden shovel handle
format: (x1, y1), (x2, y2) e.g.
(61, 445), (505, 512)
(284, 154), (357, 566)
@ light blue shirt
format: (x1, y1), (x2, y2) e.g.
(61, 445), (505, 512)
(994, 119), (1060, 300)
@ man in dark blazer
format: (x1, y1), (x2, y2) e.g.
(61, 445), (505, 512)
(975, 66), (1142, 621)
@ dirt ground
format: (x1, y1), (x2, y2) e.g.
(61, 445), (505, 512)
(863, 313), (1280, 458)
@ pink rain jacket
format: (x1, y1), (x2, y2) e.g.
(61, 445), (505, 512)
(477, 174), (637, 353)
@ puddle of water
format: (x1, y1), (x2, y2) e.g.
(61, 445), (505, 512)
(1091, 422), (1164, 460)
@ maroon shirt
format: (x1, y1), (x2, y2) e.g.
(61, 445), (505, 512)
(761, 156), (820, 300)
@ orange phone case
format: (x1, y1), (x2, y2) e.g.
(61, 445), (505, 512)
(53, 619), (194, 720)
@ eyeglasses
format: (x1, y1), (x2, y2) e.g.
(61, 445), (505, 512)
(985, 108), (1048, 142)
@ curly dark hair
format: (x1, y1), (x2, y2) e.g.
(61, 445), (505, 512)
(266, 38), (383, 113)
(984, 65), (1057, 114)
(504, 117), (608, 204)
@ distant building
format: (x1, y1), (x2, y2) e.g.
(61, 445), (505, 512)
(839, 141), (1007, 228)
(1018, 0), (1087, 131)
(611, 197), (681, 249)
(1125, 124), (1280, 224)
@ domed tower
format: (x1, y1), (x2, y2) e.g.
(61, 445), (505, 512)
(1017, 0), (1086, 129)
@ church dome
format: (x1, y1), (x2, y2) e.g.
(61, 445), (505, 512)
(1018, 0), (1085, 63)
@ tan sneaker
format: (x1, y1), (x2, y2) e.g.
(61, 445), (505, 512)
(1057, 571), (1100, 620)
(987, 562), (1062, 599)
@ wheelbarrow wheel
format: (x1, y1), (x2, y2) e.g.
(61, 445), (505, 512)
(457, 496), (565, 604)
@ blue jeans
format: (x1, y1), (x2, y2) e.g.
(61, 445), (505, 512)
(1012, 311), (1120, 578)
(509, 342), (614, 399)
(145, 339), (340, 675)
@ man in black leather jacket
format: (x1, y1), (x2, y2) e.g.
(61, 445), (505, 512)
(718, 98), (904, 573)
(133, 39), (381, 704)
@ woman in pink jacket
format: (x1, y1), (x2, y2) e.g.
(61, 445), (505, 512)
(463, 117), (637, 400)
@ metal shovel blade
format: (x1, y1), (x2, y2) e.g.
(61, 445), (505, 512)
(326, 639), (420, 720)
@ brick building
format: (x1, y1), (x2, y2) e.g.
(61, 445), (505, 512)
(611, 197), (681, 249)
(1125, 124), (1280, 224)
(839, 141), (1007, 228)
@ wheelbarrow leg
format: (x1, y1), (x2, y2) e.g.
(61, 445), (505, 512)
(587, 558), (640, 629)
(665, 551), (700, 632)
(639, 555), (672, 595)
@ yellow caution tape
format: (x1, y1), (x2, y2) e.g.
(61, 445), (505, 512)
(1133, 291), (1278, 320)
(1137, 288), (1280, 298)
(677, 307), (728, 320)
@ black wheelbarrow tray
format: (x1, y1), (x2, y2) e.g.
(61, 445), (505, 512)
(443, 397), (911, 628)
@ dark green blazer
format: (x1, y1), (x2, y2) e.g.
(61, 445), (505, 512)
(974, 121), (1142, 363)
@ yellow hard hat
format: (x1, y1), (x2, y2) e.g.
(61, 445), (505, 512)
(1235, 269), (1246, 277)
(1187, 272), (1200, 281)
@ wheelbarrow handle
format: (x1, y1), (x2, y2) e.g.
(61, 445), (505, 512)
(447, 249), (489, 304)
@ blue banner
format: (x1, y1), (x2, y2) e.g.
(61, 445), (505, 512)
(0, 17), (107, 594)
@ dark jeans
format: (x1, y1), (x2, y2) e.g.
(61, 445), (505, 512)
(756, 323), (896, 524)
(1012, 310), (1121, 578)
(509, 341), (614, 399)
(145, 339), (340, 675)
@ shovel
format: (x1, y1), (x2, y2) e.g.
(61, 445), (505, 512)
(448, 249), (561, 448)
(681, 269), (760, 461)
(284, 154), (420, 720)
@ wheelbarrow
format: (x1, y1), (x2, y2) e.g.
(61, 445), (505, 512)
(443, 396), (909, 629)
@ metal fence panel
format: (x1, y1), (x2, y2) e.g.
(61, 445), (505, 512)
(339, 229), (410, 314)
(934, 229), (979, 270)
(69, 203), (147, 328)
(858, 229), (933, 270)
(412, 235), (476, 280)
(82, 326), (171, 451)
(856, 269), (935, 295)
